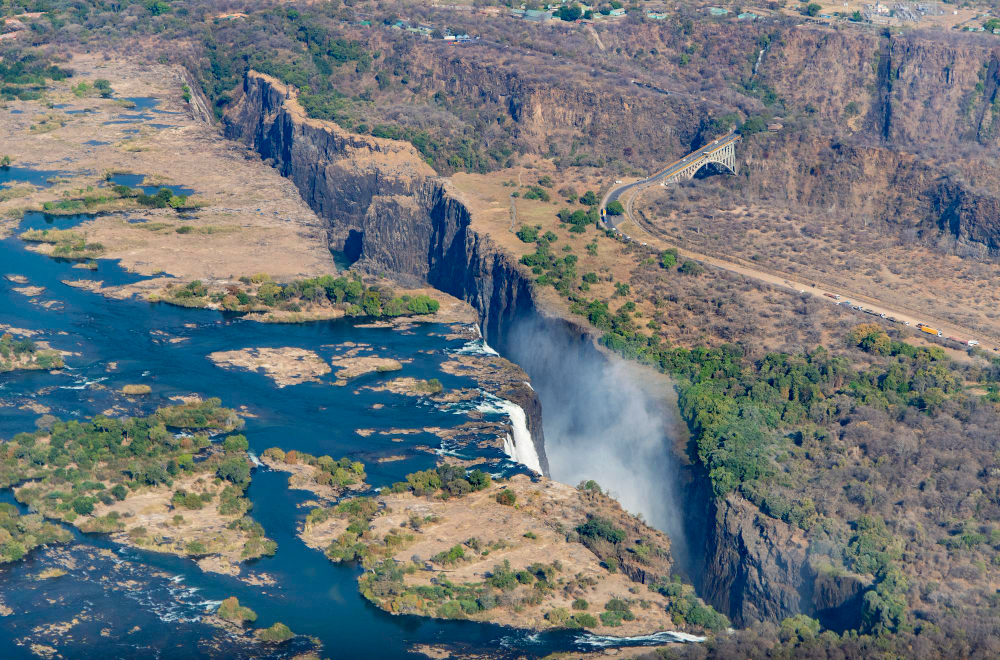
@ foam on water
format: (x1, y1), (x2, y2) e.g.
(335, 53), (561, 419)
(476, 394), (541, 474)
(576, 630), (706, 646)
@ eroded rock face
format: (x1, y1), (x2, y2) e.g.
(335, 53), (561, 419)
(700, 495), (809, 627)
(699, 494), (867, 630)
(223, 71), (549, 472)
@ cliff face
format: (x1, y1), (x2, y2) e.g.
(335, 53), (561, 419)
(223, 70), (865, 631)
(223, 71), (550, 473)
(698, 494), (867, 630)
(742, 27), (1000, 252)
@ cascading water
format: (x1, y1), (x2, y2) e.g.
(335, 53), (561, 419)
(496, 398), (543, 475)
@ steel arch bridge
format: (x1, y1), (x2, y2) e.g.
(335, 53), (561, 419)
(658, 133), (739, 185)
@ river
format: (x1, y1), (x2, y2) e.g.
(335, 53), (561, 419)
(0, 160), (693, 657)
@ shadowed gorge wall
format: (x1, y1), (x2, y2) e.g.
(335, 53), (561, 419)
(222, 70), (869, 629)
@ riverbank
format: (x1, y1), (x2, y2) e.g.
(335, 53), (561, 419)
(301, 473), (724, 638)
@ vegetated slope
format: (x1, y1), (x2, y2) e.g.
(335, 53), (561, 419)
(13, 0), (1000, 652)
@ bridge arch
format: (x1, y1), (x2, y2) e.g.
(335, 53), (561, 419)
(661, 138), (738, 184)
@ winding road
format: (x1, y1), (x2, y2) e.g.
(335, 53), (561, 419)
(601, 133), (740, 230)
(597, 137), (1000, 355)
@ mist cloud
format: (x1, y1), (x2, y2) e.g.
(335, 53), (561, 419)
(506, 316), (691, 569)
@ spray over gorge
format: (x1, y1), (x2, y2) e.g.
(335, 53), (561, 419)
(11, 1), (1000, 656)
(506, 316), (692, 572)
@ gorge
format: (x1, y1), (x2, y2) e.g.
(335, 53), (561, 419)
(221, 69), (865, 631)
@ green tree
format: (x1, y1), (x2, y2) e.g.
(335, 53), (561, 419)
(849, 324), (891, 355)
(660, 249), (678, 269)
(223, 434), (249, 453)
(517, 225), (539, 243)
(556, 4), (583, 21)
(93, 79), (113, 98)
(606, 200), (624, 215)
(740, 116), (767, 135)
(217, 456), (251, 488)
(803, 2), (822, 16)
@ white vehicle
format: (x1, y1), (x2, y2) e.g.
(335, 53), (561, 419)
(615, 180), (623, 184)
(969, 340), (980, 346)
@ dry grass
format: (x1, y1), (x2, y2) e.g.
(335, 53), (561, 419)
(637, 181), (1000, 345)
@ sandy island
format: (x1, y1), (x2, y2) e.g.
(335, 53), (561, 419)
(208, 347), (331, 387)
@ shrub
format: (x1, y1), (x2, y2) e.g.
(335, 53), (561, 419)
(517, 225), (539, 243)
(678, 260), (705, 276)
(600, 610), (623, 627)
(572, 598), (589, 610)
(256, 622), (294, 643)
(432, 544), (466, 566)
(496, 488), (516, 506)
(577, 516), (626, 544)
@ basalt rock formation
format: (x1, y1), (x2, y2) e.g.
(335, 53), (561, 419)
(699, 494), (868, 630)
(223, 71), (550, 474)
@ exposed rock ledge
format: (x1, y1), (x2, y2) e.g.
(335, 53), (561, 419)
(208, 347), (331, 387)
(223, 70), (550, 473)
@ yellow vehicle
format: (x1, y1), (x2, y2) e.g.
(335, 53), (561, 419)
(917, 324), (942, 337)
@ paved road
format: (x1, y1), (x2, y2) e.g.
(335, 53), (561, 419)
(600, 133), (740, 228)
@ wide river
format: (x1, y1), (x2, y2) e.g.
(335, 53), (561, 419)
(0, 163), (688, 657)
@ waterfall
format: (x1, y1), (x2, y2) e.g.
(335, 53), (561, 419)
(753, 43), (769, 76)
(496, 398), (543, 475)
(477, 395), (542, 474)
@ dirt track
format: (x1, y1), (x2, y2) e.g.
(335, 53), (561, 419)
(618, 185), (1000, 355)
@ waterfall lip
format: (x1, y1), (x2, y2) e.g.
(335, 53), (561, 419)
(452, 329), (499, 357)
(476, 393), (542, 475)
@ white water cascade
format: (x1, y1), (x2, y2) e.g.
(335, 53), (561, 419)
(496, 398), (543, 475)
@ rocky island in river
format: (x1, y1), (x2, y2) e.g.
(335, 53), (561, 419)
(7, 1), (1000, 658)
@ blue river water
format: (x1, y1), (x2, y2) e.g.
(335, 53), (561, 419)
(0, 158), (694, 657)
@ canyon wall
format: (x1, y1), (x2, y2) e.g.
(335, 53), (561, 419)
(740, 26), (1000, 252)
(693, 491), (868, 630)
(221, 70), (869, 630)
(222, 71), (551, 473)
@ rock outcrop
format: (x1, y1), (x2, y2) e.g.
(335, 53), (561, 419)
(698, 494), (868, 631)
(223, 71), (550, 473)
